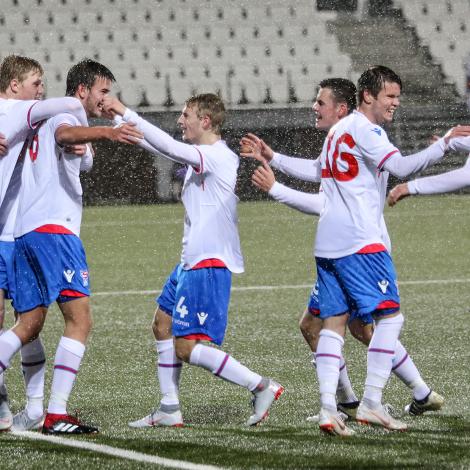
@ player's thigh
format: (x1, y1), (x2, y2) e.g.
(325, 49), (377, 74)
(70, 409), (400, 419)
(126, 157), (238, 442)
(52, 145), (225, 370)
(335, 251), (400, 318)
(348, 316), (373, 345)
(155, 264), (181, 317)
(315, 257), (350, 319)
(173, 267), (231, 346)
(58, 297), (92, 328)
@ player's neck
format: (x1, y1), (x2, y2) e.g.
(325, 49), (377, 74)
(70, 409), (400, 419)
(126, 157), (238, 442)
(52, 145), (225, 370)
(194, 133), (221, 146)
(357, 106), (384, 126)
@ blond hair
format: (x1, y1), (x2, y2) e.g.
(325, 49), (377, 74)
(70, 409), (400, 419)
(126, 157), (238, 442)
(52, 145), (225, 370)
(0, 55), (43, 93)
(185, 93), (225, 135)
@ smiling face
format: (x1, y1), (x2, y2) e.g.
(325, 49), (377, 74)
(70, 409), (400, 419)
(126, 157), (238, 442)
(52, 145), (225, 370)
(79, 76), (113, 118)
(312, 87), (345, 131)
(364, 81), (401, 125)
(15, 69), (44, 100)
(177, 104), (205, 144)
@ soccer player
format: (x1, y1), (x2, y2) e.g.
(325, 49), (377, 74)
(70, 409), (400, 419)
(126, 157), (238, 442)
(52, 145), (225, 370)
(388, 137), (470, 205)
(312, 65), (470, 435)
(241, 78), (443, 426)
(0, 58), (143, 434)
(102, 93), (284, 427)
(0, 54), (91, 431)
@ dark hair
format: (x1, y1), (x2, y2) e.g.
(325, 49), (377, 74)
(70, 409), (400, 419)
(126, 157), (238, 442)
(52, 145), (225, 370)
(0, 55), (43, 93)
(357, 65), (402, 105)
(319, 78), (357, 114)
(65, 59), (115, 96)
(185, 93), (225, 134)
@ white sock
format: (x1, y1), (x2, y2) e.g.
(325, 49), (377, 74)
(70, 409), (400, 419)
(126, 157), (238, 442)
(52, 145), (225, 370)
(363, 313), (404, 409)
(21, 337), (46, 419)
(156, 339), (182, 407)
(336, 355), (358, 404)
(316, 329), (344, 412)
(48, 337), (85, 415)
(392, 340), (430, 401)
(0, 330), (22, 377)
(189, 344), (262, 391)
(0, 329), (6, 396)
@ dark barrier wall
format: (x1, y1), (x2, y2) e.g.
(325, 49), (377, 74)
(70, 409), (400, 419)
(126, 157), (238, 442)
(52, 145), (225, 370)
(83, 103), (470, 205)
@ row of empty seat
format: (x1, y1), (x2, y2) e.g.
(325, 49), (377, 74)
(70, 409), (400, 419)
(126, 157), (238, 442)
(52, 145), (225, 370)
(395, 0), (470, 95)
(0, 1), (352, 108)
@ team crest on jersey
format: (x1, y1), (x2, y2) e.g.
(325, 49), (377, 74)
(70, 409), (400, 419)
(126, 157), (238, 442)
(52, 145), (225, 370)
(378, 279), (389, 294)
(371, 127), (382, 136)
(197, 312), (208, 325)
(80, 270), (89, 286)
(63, 269), (75, 283)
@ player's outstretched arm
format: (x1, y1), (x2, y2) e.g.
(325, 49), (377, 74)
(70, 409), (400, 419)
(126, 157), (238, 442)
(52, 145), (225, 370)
(55, 123), (143, 146)
(30, 97), (88, 127)
(252, 160), (323, 215)
(102, 96), (201, 167)
(240, 133), (321, 182)
(384, 125), (470, 178)
(389, 156), (470, 205)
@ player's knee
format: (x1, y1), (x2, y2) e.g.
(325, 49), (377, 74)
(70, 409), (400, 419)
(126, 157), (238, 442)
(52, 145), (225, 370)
(152, 308), (172, 340)
(174, 341), (192, 363)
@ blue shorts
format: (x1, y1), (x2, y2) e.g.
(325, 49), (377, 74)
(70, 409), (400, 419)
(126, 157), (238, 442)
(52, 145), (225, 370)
(315, 251), (400, 321)
(306, 277), (374, 325)
(14, 232), (90, 313)
(0, 241), (15, 300)
(156, 264), (232, 346)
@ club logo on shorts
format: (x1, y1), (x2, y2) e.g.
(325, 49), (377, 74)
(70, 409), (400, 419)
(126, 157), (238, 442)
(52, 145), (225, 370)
(80, 270), (89, 287)
(63, 269), (75, 283)
(311, 283), (319, 297)
(197, 312), (208, 325)
(378, 279), (389, 294)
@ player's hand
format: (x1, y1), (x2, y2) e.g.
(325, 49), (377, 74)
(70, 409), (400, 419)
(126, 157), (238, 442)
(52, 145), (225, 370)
(64, 144), (87, 156)
(110, 122), (143, 144)
(0, 132), (8, 157)
(102, 96), (127, 119)
(252, 160), (276, 192)
(240, 133), (274, 162)
(387, 183), (410, 207)
(443, 125), (470, 144)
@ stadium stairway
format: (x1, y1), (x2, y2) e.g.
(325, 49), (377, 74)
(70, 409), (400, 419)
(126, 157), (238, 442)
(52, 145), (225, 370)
(327, 6), (470, 158)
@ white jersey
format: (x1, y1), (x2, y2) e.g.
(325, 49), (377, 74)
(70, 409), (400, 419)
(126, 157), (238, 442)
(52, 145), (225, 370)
(180, 141), (244, 273)
(0, 98), (38, 241)
(316, 111), (398, 258)
(14, 113), (91, 238)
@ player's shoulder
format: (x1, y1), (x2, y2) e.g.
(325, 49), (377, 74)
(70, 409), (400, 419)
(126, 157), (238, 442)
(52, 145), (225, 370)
(47, 112), (80, 129)
(0, 98), (36, 115)
(353, 111), (387, 137)
(198, 140), (238, 161)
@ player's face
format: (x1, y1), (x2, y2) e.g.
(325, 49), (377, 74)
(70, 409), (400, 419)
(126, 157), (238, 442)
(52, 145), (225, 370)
(82, 77), (113, 118)
(312, 87), (341, 131)
(177, 104), (204, 144)
(16, 70), (44, 100)
(369, 81), (400, 125)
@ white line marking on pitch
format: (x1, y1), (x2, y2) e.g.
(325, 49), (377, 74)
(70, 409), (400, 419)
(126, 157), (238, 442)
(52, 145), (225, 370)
(12, 431), (224, 470)
(92, 278), (470, 297)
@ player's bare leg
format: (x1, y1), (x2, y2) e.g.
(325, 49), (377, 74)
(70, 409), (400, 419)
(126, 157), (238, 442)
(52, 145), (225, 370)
(41, 298), (97, 434)
(175, 337), (284, 426)
(129, 307), (183, 428)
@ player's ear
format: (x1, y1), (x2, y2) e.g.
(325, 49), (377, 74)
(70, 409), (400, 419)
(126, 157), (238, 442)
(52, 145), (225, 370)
(9, 78), (20, 94)
(337, 102), (348, 118)
(363, 89), (373, 105)
(201, 114), (211, 130)
(76, 83), (88, 99)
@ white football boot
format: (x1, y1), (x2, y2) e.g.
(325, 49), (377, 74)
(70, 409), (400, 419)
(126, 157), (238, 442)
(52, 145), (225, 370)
(246, 379), (284, 426)
(318, 408), (355, 436)
(356, 402), (407, 431)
